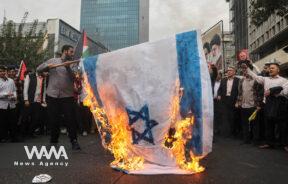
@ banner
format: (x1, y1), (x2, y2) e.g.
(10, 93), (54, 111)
(202, 21), (224, 70)
(81, 30), (213, 174)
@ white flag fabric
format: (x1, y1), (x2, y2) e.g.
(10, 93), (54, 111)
(81, 30), (213, 174)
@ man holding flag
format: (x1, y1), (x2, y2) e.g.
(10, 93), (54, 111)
(37, 45), (81, 150)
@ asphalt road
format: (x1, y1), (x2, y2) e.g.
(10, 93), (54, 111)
(0, 134), (287, 184)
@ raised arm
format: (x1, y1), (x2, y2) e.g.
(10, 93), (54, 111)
(247, 68), (265, 85)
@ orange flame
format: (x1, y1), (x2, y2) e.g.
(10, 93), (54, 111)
(164, 81), (205, 173)
(83, 73), (204, 173)
(82, 75), (144, 171)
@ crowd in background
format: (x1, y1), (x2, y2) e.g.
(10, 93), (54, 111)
(0, 47), (96, 146)
(1, 44), (288, 153)
(210, 54), (288, 152)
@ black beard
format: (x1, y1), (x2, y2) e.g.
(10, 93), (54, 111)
(65, 55), (73, 61)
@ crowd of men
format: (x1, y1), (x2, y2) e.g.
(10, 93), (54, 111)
(0, 45), (95, 150)
(211, 56), (288, 152)
(1, 44), (288, 153)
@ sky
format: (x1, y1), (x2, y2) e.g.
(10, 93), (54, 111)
(0, 0), (230, 40)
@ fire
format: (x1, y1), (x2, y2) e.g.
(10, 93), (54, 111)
(82, 75), (144, 171)
(83, 73), (204, 173)
(164, 82), (205, 173)
(167, 117), (205, 173)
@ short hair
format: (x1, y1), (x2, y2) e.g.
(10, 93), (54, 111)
(269, 63), (280, 69)
(227, 66), (236, 71)
(0, 65), (7, 70)
(210, 34), (221, 48)
(61, 45), (73, 53)
(203, 42), (211, 53)
(7, 65), (17, 70)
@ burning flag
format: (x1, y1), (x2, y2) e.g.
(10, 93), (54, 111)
(81, 30), (213, 174)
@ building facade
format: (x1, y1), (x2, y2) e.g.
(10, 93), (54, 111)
(229, 0), (249, 55)
(223, 31), (236, 68)
(46, 19), (108, 57)
(0, 19), (109, 58)
(80, 0), (149, 50)
(247, 0), (288, 71)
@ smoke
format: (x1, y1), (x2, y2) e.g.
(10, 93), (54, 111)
(149, 0), (229, 41)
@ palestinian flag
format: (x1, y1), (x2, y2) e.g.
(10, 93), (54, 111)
(74, 30), (89, 60)
(82, 31), (89, 58)
(17, 60), (27, 81)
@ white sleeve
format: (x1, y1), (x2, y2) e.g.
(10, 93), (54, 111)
(247, 68), (265, 85)
(11, 80), (17, 99)
(23, 75), (30, 101)
(280, 82), (288, 97)
(42, 78), (47, 103)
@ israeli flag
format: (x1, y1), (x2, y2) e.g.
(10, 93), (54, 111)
(82, 30), (213, 174)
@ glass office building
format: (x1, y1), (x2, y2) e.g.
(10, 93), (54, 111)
(81, 0), (149, 50)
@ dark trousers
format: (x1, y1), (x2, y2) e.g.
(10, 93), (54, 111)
(221, 97), (238, 137)
(79, 102), (92, 133)
(253, 108), (265, 143)
(279, 119), (288, 147)
(0, 107), (17, 141)
(213, 99), (222, 135)
(28, 102), (43, 135)
(264, 117), (277, 146)
(241, 107), (256, 143)
(74, 102), (82, 133)
(46, 96), (78, 143)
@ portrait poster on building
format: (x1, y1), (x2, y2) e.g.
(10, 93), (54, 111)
(202, 21), (224, 70)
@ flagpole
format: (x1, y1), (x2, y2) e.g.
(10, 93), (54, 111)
(49, 60), (80, 69)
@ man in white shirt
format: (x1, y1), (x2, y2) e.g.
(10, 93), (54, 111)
(237, 68), (261, 144)
(243, 61), (288, 149)
(0, 65), (18, 142)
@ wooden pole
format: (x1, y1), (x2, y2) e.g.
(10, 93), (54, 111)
(50, 60), (80, 69)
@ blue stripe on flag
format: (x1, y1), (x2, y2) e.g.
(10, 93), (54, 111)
(83, 56), (103, 107)
(176, 31), (203, 155)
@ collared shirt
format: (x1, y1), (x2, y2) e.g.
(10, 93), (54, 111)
(214, 81), (220, 99)
(241, 77), (256, 108)
(23, 74), (46, 103)
(226, 77), (234, 96)
(247, 68), (287, 102)
(0, 78), (17, 109)
(37, 58), (76, 98)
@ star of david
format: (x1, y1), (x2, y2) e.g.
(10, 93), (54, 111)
(126, 105), (158, 145)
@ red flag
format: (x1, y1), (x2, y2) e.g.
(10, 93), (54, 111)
(18, 60), (27, 81)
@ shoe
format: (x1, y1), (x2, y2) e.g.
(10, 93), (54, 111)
(61, 128), (67, 134)
(284, 146), (288, 152)
(71, 140), (81, 150)
(82, 131), (88, 136)
(259, 144), (270, 149)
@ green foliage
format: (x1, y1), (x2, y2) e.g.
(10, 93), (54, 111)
(250, 0), (288, 27)
(0, 12), (52, 69)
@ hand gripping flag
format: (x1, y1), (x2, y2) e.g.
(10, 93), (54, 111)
(81, 30), (213, 174)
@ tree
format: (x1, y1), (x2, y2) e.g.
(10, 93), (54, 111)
(0, 12), (52, 69)
(249, 0), (288, 27)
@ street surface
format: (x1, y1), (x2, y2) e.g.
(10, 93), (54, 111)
(0, 134), (287, 184)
